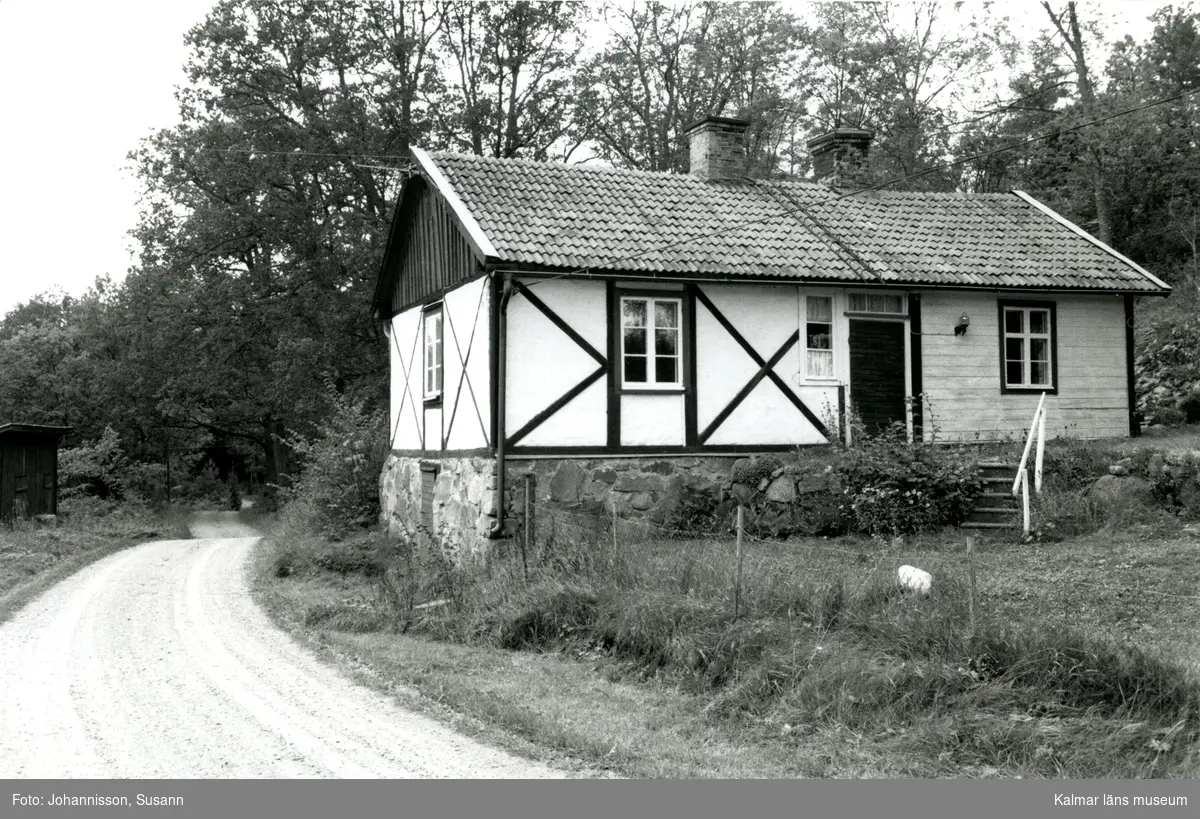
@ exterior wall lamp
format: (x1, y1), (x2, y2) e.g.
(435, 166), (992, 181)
(954, 313), (970, 336)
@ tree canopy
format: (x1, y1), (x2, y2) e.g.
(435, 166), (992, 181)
(4, 0), (1198, 492)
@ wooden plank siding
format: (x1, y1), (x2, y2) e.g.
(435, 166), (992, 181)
(0, 431), (62, 519)
(385, 178), (482, 317)
(919, 291), (1129, 441)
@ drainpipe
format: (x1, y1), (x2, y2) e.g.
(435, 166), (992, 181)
(488, 271), (515, 538)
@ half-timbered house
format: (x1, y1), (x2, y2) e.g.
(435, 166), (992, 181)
(372, 117), (1170, 556)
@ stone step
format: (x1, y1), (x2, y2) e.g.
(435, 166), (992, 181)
(979, 492), (1020, 508)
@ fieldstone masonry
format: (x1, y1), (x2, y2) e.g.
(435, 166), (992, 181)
(380, 452), (808, 562)
(380, 451), (843, 563)
(380, 455), (511, 562)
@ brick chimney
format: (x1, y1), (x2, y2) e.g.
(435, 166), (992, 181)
(686, 116), (750, 182)
(807, 128), (874, 190)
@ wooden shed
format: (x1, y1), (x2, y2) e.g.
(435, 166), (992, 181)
(0, 423), (72, 520)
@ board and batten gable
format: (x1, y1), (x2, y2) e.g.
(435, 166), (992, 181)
(381, 170), (493, 455)
(380, 175), (483, 317)
(919, 291), (1129, 441)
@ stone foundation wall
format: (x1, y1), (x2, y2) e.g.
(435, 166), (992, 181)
(380, 451), (815, 562)
(380, 454), (513, 562)
(509, 456), (742, 521)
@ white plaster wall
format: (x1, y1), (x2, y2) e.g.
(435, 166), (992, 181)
(423, 405), (443, 449)
(443, 277), (492, 450)
(523, 380), (608, 446)
(506, 279), (607, 446)
(919, 291), (1129, 441)
(389, 307), (424, 450)
(695, 283), (829, 445)
(621, 394), (685, 445)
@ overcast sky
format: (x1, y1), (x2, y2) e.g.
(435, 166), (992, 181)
(0, 0), (214, 317)
(0, 0), (1166, 319)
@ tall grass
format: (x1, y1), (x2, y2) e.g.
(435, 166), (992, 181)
(274, 510), (1200, 777)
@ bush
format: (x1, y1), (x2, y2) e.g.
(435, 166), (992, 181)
(1149, 404), (1187, 427)
(1040, 438), (1113, 493)
(834, 424), (983, 536)
(1179, 391), (1200, 424)
(58, 427), (129, 501)
(280, 384), (388, 536)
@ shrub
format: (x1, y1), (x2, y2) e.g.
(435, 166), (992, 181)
(58, 427), (129, 501)
(1040, 438), (1113, 493)
(1149, 404), (1187, 427)
(834, 425), (983, 536)
(280, 383), (388, 536)
(1179, 391), (1200, 424)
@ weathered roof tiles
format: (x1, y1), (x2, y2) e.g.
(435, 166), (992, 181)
(421, 150), (1169, 293)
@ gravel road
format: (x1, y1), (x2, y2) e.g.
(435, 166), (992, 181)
(0, 512), (565, 778)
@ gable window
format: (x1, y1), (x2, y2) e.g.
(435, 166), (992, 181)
(423, 304), (443, 401)
(805, 295), (834, 379)
(999, 301), (1056, 392)
(620, 295), (682, 389)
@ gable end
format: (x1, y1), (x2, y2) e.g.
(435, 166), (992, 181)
(373, 175), (488, 320)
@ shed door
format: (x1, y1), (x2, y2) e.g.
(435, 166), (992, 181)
(848, 320), (907, 435)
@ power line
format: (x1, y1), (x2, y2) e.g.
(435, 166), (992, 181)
(519, 86), (1200, 291)
(198, 146), (413, 160)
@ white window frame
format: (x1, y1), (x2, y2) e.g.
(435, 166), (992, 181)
(846, 292), (907, 316)
(803, 293), (837, 382)
(619, 294), (683, 390)
(423, 304), (443, 401)
(1000, 302), (1055, 392)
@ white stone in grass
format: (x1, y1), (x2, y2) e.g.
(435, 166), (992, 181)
(897, 565), (932, 596)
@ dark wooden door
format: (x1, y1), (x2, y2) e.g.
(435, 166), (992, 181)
(849, 320), (907, 435)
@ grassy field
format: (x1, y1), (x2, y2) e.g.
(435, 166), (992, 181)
(252, 507), (1200, 779)
(0, 498), (191, 626)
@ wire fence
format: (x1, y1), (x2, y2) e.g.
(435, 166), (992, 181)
(481, 478), (1200, 634)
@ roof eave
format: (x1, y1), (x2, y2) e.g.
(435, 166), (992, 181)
(412, 147), (502, 263)
(1011, 190), (1172, 294)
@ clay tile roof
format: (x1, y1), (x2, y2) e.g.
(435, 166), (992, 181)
(423, 151), (1169, 293)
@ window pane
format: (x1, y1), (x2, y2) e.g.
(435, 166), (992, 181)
(1005, 310), (1023, 334)
(654, 328), (677, 356)
(654, 300), (678, 329)
(807, 296), (832, 322)
(849, 293), (904, 314)
(1029, 310), (1049, 335)
(807, 349), (833, 378)
(655, 356), (677, 384)
(1005, 337), (1024, 364)
(1006, 361), (1024, 385)
(624, 355), (646, 383)
(622, 299), (646, 327)
(624, 326), (646, 355)
(1030, 338), (1048, 363)
(1031, 361), (1049, 386)
(807, 323), (831, 350)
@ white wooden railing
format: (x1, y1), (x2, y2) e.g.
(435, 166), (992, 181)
(1012, 392), (1048, 534)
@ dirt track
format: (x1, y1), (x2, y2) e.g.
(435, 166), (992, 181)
(0, 512), (565, 778)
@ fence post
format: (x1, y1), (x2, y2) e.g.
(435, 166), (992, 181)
(837, 384), (847, 445)
(967, 535), (977, 635)
(611, 499), (619, 570)
(734, 504), (745, 620)
(521, 473), (532, 583)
